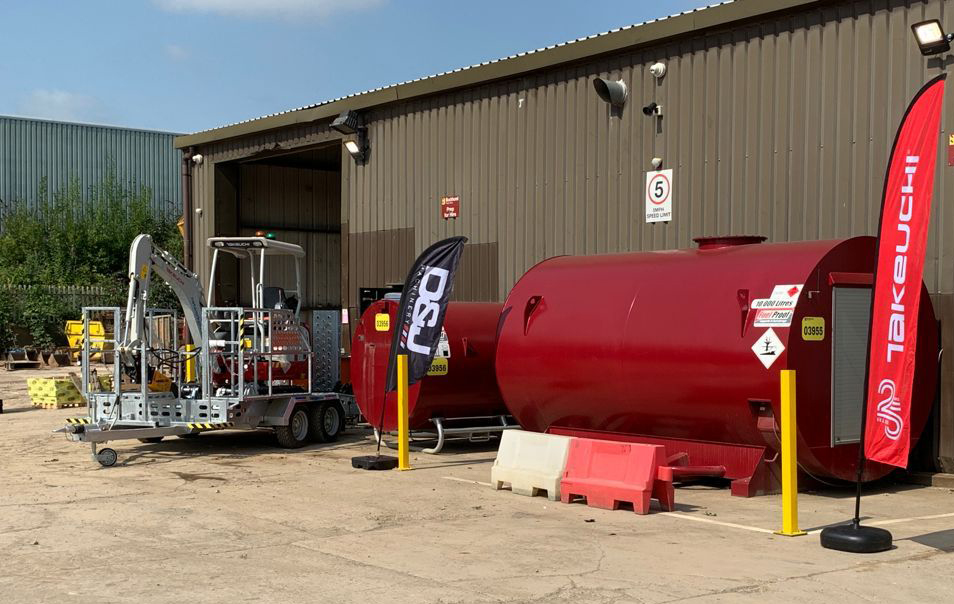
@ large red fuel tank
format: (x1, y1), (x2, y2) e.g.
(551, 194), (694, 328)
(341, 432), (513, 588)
(495, 236), (938, 489)
(353, 300), (508, 431)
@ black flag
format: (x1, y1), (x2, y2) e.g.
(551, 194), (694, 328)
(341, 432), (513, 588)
(384, 236), (467, 393)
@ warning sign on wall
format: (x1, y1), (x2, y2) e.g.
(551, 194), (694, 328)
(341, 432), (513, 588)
(441, 195), (460, 219)
(645, 169), (673, 223)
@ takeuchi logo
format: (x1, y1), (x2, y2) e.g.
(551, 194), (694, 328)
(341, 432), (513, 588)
(875, 379), (903, 441)
(871, 154), (918, 442)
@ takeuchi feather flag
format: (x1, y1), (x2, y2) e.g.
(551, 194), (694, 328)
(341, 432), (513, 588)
(864, 74), (946, 468)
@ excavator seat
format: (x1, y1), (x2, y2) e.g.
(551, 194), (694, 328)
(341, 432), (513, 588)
(262, 286), (287, 310)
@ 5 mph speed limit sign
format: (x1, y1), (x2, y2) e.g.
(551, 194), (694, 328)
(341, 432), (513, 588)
(645, 169), (673, 223)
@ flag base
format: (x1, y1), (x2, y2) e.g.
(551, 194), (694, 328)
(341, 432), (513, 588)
(352, 455), (399, 471)
(820, 522), (892, 553)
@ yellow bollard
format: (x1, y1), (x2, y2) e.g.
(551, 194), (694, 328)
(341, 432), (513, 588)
(397, 354), (411, 471)
(776, 369), (806, 536)
(185, 344), (197, 383)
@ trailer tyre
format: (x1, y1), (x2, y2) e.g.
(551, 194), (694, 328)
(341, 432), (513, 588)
(309, 401), (344, 443)
(274, 406), (310, 449)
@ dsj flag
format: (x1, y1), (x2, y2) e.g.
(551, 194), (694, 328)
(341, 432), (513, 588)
(864, 74), (946, 468)
(385, 236), (468, 393)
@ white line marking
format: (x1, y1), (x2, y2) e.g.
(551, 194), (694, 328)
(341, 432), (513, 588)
(442, 476), (492, 487)
(660, 512), (775, 534)
(870, 512), (954, 526)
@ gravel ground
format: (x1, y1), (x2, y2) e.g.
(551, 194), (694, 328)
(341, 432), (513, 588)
(1, 366), (953, 603)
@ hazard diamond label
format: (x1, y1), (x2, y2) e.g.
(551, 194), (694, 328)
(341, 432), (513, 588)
(751, 328), (785, 369)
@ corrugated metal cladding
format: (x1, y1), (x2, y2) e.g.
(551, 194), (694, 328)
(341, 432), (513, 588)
(345, 0), (952, 301)
(236, 164), (341, 308)
(0, 115), (181, 216)
(186, 0), (954, 465)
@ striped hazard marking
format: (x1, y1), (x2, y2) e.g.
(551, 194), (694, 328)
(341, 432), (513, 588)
(186, 422), (234, 432)
(65, 417), (92, 425)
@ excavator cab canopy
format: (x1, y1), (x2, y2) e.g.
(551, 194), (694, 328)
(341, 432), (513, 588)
(207, 236), (305, 258)
(206, 236), (305, 317)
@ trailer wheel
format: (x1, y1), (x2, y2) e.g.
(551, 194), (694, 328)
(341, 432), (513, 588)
(138, 437), (164, 444)
(309, 401), (344, 443)
(274, 406), (310, 448)
(97, 448), (118, 467)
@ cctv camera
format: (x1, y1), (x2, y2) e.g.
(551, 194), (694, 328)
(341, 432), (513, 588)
(192, 154), (204, 165)
(651, 157), (663, 169)
(641, 102), (662, 117)
(649, 62), (667, 78)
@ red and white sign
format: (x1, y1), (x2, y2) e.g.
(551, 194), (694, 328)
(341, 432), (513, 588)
(645, 169), (672, 223)
(752, 284), (803, 327)
(864, 75), (946, 469)
(441, 195), (460, 219)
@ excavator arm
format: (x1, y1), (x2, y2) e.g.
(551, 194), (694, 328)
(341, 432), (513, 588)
(121, 234), (204, 357)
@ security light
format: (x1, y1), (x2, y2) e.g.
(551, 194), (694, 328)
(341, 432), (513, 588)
(331, 110), (361, 135)
(342, 135), (367, 163)
(331, 110), (368, 163)
(911, 19), (952, 56)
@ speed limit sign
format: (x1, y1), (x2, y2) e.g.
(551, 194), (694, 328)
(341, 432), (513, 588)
(645, 169), (673, 223)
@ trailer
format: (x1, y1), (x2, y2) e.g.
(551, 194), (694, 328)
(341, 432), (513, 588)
(58, 234), (358, 466)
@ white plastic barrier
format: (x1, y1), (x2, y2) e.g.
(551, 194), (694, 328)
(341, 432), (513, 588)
(490, 430), (574, 501)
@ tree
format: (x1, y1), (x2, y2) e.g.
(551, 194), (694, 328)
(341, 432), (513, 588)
(0, 171), (181, 349)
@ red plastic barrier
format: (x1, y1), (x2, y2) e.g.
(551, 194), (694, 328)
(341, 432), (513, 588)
(560, 439), (674, 515)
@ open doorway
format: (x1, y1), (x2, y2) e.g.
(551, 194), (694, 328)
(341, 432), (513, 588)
(211, 144), (342, 313)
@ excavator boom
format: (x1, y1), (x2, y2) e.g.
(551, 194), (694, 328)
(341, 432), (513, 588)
(121, 234), (203, 354)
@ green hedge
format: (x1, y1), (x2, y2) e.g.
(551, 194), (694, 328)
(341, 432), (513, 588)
(0, 173), (182, 350)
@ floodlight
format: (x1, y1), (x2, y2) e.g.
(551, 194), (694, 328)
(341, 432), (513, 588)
(911, 19), (952, 56)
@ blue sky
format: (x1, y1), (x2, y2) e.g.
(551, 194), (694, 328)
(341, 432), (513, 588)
(0, 1), (711, 134)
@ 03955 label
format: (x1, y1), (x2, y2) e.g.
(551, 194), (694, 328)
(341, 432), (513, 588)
(801, 317), (825, 341)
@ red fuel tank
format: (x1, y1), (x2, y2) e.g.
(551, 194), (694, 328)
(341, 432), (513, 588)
(352, 300), (507, 431)
(495, 236), (938, 494)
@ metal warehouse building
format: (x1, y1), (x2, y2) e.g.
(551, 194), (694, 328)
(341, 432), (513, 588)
(1, 115), (181, 216)
(176, 0), (954, 470)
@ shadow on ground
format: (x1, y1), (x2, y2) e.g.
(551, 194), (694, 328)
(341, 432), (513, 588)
(94, 427), (505, 469)
(903, 528), (954, 552)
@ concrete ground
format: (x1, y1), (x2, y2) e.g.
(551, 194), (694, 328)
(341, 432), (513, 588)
(1, 367), (953, 603)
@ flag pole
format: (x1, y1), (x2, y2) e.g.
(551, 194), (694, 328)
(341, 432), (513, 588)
(352, 237), (468, 471)
(819, 224), (893, 554)
(821, 73), (947, 553)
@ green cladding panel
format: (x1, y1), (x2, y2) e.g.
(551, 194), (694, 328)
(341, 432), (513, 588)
(0, 115), (181, 217)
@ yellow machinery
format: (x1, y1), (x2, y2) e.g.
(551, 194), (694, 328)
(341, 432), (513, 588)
(65, 320), (112, 361)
